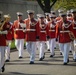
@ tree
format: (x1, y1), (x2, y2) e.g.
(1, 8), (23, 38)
(36, 0), (57, 13)
(53, 0), (76, 11)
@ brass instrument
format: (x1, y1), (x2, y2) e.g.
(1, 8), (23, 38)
(0, 20), (7, 31)
(0, 14), (11, 31)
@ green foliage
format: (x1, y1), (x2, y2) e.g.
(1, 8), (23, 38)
(10, 40), (16, 49)
(10, 40), (26, 49)
(53, 0), (76, 10)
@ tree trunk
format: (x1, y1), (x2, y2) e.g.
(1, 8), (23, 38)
(36, 0), (57, 13)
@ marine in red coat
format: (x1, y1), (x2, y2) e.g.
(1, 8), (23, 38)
(13, 12), (25, 58)
(37, 14), (49, 61)
(0, 14), (11, 72)
(48, 14), (56, 39)
(13, 20), (25, 39)
(71, 9), (76, 61)
(0, 15), (11, 46)
(56, 19), (73, 43)
(24, 10), (40, 64)
(24, 18), (39, 41)
(56, 13), (73, 65)
(47, 14), (56, 57)
(5, 22), (13, 41)
(71, 9), (76, 39)
(4, 16), (14, 62)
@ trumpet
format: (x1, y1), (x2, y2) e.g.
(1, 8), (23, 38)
(0, 20), (7, 31)
(0, 14), (11, 31)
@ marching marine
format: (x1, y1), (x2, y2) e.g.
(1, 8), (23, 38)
(13, 12), (25, 59)
(37, 14), (49, 61)
(45, 13), (50, 51)
(0, 12), (11, 72)
(71, 9), (76, 62)
(5, 14), (14, 62)
(24, 10), (39, 64)
(56, 13), (74, 65)
(48, 14), (56, 57)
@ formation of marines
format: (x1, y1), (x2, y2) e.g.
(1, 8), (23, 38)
(0, 9), (76, 72)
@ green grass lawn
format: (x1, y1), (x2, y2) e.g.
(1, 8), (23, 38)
(10, 40), (16, 49)
(10, 40), (26, 49)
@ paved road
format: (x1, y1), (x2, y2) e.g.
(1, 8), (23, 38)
(1, 46), (76, 75)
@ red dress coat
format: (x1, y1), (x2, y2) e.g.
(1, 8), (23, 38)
(72, 21), (76, 38)
(13, 20), (25, 39)
(48, 21), (56, 39)
(38, 22), (49, 41)
(24, 18), (39, 42)
(56, 20), (73, 43)
(5, 22), (13, 40)
(0, 21), (10, 46)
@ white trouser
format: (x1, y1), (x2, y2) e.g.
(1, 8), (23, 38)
(39, 41), (45, 58)
(5, 40), (11, 60)
(59, 43), (63, 53)
(36, 41), (40, 50)
(74, 40), (76, 59)
(54, 39), (57, 48)
(74, 40), (76, 46)
(59, 43), (70, 63)
(72, 40), (76, 59)
(0, 46), (6, 70)
(49, 38), (55, 55)
(15, 39), (24, 57)
(26, 42), (36, 62)
(58, 37), (62, 53)
(46, 41), (50, 50)
(69, 41), (73, 51)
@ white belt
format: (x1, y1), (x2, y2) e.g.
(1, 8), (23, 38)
(26, 29), (36, 31)
(60, 31), (70, 33)
(15, 29), (24, 31)
(0, 30), (8, 34)
(49, 30), (55, 32)
(73, 27), (76, 29)
(40, 31), (46, 33)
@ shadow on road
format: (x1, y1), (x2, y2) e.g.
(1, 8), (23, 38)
(1, 72), (47, 75)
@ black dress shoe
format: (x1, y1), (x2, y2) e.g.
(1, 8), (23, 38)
(69, 51), (72, 53)
(50, 55), (53, 57)
(19, 56), (23, 59)
(39, 58), (43, 61)
(54, 47), (56, 49)
(73, 59), (76, 62)
(2, 65), (5, 72)
(5, 59), (10, 62)
(48, 49), (50, 51)
(63, 62), (67, 65)
(67, 59), (69, 63)
(60, 52), (62, 55)
(29, 61), (34, 64)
